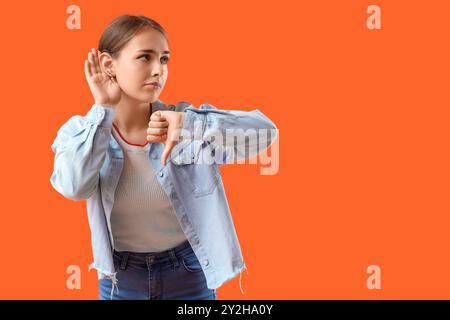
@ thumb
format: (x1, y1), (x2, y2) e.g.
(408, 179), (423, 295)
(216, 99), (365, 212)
(161, 140), (177, 166)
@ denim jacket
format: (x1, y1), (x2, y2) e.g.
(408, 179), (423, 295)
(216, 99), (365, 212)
(50, 99), (278, 297)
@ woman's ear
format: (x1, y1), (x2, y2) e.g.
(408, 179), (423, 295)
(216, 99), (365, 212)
(99, 51), (116, 77)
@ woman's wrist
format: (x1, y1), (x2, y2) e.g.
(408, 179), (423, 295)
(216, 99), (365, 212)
(95, 100), (115, 109)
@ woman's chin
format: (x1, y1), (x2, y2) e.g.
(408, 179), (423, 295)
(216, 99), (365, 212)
(140, 90), (159, 99)
(138, 93), (160, 104)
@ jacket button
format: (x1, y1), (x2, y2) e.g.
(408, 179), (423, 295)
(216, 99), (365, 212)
(203, 259), (209, 266)
(158, 171), (163, 177)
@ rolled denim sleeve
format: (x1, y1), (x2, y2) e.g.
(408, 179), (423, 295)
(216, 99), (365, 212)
(50, 103), (116, 201)
(170, 103), (278, 165)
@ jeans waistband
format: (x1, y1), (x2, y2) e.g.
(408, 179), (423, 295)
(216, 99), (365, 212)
(112, 239), (194, 266)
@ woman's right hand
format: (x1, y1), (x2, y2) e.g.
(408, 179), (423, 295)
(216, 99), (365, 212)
(84, 48), (121, 108)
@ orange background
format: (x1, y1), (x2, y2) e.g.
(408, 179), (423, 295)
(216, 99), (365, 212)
(1, 0), (449, 299)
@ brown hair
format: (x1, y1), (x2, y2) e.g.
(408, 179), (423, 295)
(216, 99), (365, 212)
(98, 15), (169, 59)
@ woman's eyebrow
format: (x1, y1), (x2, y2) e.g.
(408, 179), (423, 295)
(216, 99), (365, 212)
(137, 49), (170, 55)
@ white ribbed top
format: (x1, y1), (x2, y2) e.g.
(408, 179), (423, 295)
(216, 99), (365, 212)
(109, 124), (187, 252)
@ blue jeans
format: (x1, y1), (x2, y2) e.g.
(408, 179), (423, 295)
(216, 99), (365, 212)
(98, 239), (217, 300)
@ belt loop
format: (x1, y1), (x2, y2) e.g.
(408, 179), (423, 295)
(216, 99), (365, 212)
(168, 249), (179, 271)
(120, 252), (129, 270)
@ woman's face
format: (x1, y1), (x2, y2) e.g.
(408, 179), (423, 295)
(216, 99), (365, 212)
(107, 27), (170, 104)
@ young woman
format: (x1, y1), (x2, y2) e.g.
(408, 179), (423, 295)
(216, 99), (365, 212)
(50, 15), (278, 300)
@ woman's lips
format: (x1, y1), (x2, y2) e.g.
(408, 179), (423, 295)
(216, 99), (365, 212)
(145, 83), (160, 89)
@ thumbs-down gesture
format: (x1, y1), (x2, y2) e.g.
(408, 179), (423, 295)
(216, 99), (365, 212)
(146, 110), (187, 166)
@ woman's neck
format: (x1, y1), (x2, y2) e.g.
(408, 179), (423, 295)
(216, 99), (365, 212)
(113, 96), (152, 133)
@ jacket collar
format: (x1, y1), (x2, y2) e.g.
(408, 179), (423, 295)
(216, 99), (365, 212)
(152, 99), (174, 113)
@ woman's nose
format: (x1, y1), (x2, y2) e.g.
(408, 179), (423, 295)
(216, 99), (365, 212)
(151, 61), (164, 77)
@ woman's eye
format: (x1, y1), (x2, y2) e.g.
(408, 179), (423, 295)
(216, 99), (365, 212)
(161, 56), (170, 64)
(138, 55), (169, 64)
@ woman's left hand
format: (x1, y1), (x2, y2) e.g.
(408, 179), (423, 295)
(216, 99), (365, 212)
(147, 110), (186, 166)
